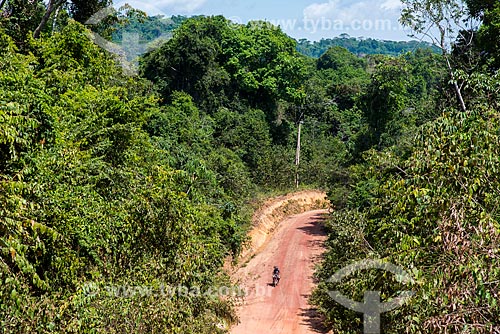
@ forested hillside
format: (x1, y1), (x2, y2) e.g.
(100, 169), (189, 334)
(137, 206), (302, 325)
(0, 0), (499, 333)
(297, 36), (441, 58)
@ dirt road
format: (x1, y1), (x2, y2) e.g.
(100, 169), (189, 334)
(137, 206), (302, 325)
(231, 210), (329, 334)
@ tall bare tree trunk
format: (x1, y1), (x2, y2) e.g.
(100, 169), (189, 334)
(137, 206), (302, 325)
(33, 0), (65, 39)
(443, 50), (467, 113)
(439, 26), (467, 113)
(450, 67), (467, 113)
(52, 6), (61, 31)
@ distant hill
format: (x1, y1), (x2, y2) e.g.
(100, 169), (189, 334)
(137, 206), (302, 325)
(296, 35), (441, 58)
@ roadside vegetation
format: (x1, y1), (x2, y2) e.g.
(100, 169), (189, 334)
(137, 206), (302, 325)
(311, 0), (500, 332)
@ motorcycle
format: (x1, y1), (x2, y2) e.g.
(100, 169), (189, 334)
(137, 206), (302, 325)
(272, 273), (280, 287)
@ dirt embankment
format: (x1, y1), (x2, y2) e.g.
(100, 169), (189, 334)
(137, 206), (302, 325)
(238, 190), (329, 265)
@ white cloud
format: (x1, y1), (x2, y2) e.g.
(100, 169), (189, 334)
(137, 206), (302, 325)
(115, 0), (207, 14)
(337, 1), (371, 23)
(303, 0), (402, 21)
(303, 0), (339, 19)
(380, 0), (402, 11)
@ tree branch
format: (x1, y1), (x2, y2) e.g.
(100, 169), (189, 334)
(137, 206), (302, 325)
(33, 0), (66, 39)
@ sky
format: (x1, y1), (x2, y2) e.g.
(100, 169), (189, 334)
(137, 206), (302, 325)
(114, 0), (417, 41)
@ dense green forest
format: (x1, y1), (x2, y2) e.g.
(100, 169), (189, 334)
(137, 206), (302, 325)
(0, 0), (499, 333)
(297, 36), (441, 58)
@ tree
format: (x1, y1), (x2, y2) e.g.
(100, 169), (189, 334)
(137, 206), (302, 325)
(1, 0), (112, 42)
(33, 0), (66, 38)
(465, 0), (500, 71)
(359, 57), (411, 150)
(317, 46), (366, 71)
(0, 0), (45, 46)
(69, 0), (111, 23)
(141, 16), (307, 114)
(400, 0), (472, 112)
(314, 46), (370, 111)
(465, 0), (497, 18)
(140, 16), (230, 111)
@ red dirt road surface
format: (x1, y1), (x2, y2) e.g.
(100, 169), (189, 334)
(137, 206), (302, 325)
(231, 210), (330, 334)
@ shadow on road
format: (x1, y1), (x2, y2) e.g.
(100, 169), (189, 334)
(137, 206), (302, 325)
(297, 214), (330, 333)
(297, 215), (328, 260)
(296, 214), (328, 238)
(299, 304), (330, 333)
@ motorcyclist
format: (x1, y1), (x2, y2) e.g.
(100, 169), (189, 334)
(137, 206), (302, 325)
(273, 266), (280, 282)
(272, 266), (281, 286)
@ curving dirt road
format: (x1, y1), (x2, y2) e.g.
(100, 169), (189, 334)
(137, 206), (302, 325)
(231, 210), (330, 334)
